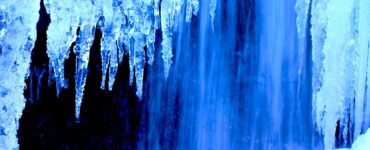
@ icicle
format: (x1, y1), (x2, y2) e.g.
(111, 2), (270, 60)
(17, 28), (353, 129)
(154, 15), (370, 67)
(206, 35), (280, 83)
(108, 40), (118, 90)
(209, 0), (217, 31)
(186, 0), (199, 22)
(74, 23), (95, 121)
(154, 0), (161, 28)
(134, 36), (145, 99)
(100, 16), (110, 89)
(46, 0), (79, 95)
(295, 0), (310, 77)
(100, 32), (119, 90)
(160, 0), (183, 78)
(115, 0), (159, 98)
(146, 30), (155, 65)
(99, 0), (123, 90)
(73, 0), (100, 120)
(100, 36), (110, 89)
(129, 38), (135, 85)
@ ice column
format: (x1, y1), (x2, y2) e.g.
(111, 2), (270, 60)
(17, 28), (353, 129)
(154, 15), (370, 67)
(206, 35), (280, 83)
(0, 0), (39, 148)
(310, 0), (370, 148)
(313, 0), (355, 148)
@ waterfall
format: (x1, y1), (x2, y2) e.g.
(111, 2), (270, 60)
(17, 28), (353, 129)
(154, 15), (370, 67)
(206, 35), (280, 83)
(0, 0), (369, 149)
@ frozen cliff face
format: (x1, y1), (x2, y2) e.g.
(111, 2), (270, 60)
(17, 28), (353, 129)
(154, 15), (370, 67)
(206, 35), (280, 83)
(0, 0), (40, 148)
(308, 0), (370, 148)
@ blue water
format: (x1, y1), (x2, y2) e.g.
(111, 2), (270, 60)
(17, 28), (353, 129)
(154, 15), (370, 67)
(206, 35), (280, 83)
(140, 0), (323, 149)
(3, 0), (369, 149)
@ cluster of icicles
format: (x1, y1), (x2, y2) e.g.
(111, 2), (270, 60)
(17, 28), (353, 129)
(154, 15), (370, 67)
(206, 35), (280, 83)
(44, 0), (217, 120)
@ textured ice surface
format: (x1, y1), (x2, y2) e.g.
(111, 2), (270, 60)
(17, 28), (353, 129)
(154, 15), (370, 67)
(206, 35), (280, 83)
(0, 0), (40, 148)
(311, 0), (370, 148)
(45, 0), (79, 96)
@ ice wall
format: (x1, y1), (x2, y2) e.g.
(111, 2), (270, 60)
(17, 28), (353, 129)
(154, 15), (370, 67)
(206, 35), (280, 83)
(0, 0), (40, 148)
(309, 0), (370, 148)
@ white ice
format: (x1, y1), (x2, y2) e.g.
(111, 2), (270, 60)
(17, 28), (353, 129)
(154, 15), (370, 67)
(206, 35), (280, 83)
(0, 0), (39, 149)
(310, 0), (370, 148)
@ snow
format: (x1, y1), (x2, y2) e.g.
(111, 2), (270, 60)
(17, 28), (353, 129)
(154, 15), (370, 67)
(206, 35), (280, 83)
(351, 129), (370, 150)
(338, 129), (370, 150)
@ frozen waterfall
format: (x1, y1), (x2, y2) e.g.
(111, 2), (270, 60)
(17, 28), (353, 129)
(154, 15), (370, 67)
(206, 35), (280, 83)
(0, 0), (369, 149)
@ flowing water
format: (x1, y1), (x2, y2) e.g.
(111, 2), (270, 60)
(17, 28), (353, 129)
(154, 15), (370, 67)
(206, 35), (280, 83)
(141, 0), (322, 149)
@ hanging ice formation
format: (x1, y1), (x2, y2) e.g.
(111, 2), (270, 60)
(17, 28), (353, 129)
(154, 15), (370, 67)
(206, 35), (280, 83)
(42, 0), (216, 121)
(303, 0), (370, 148)
(0, 0), (213, 148)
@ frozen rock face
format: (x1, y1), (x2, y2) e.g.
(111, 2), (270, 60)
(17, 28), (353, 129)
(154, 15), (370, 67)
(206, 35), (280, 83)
(0, 0), (40, 148)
